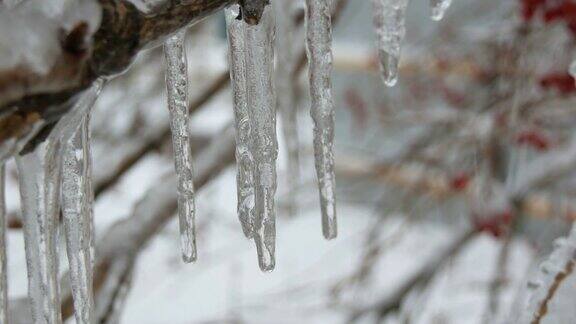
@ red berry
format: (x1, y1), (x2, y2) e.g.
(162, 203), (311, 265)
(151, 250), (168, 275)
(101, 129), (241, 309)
(539, 73), (576, 95)
(450, 172), (471, 191)
(516, 130), (551, 151)
(472, 209), (515, 238)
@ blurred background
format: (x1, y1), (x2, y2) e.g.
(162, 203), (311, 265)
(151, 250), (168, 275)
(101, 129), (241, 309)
(5, 0), (576, 322)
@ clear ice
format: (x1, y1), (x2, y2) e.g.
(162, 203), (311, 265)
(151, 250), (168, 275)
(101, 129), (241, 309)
(61, 115), (96, 324)
(430, 0), (451, 21)
(0, 164), (7, 324)
(164, 29), (197, 263)
(17, 140), (63, 324)
(226, 6), (256, 239)
(305, 0), (338, 239)
(372, 0), (409, 87)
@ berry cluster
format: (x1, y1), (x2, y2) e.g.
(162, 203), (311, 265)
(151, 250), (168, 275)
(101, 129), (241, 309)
(473, 210), (515, 237)
(516, 130), (552, 151)
(521, 0), (576, 31)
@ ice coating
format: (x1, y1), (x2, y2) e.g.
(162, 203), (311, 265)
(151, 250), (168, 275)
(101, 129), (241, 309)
(164, 29), (197, 263)
(430, 0), (451, 21)
(0, 164), (7, 324)
(244, 6), (278, 272)
(225, 4), (278, 271)
(226, 6), (256, 238)
(61, 115), (96, 324)
(372, 0), (409, 87)
(17, 140), (63, 324)
(519, 224), (576, 323)
(305, 0), (337, 239)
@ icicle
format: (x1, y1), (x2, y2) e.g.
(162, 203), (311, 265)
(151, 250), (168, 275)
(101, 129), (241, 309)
(274, 0), (301, 217)
(53, 79), (104, 143)
(245, 6), (278, 272)
(0, 164), (7, 324)
(164, 29), (197, 263)
(61, 114), (95, 324)
(372, 0), (409, 87)
(429, 0), (451, 21)
(305, 0), (338, 239)
(225, 7), (256, 239)
(17, 140), (63, 324)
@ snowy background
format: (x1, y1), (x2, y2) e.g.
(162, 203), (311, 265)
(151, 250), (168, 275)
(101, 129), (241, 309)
(3, 0), (576, 323)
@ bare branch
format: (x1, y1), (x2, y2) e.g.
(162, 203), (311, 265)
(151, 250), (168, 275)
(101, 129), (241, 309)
(347, 228), (476, 322)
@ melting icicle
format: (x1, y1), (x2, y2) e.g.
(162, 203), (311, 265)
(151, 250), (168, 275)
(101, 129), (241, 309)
(225, 7), (256, 239)
(0, 164), (7, 324)
(372, 0), (409, 87)
(61, 115), (95, 324)
(305, 0), (338, 239)
(430, 0), (451, 21)
(274, 0), (301, 217)
(164, 29), (197, 263)
(17, 140), (63, 324)
(245, 6), (278, 272)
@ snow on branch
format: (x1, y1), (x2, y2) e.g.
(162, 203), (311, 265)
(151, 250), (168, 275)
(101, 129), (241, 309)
(0, 0), (236, 161)
(518, 224), (576, 324)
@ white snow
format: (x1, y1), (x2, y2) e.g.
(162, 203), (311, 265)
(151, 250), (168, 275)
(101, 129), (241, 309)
(0, 0), (101, 74)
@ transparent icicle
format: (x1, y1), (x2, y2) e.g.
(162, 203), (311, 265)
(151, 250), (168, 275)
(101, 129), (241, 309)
(164, 29), (197, 263)
(275, 0), (301, 217)
(245, 6), (278, 272)
(430, 0), (451, 21)
(305, 0), (338, 239)
(225, 7), (256, 238)
(372, 0), (409, 87)
(0, 164), (7, 324)
(17, 140), (63, 324)
(52, 80), (104, 144)
(61, 114), (95, 324)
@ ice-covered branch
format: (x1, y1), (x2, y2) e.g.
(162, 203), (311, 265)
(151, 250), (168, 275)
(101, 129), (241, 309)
(0, 0), (238, 159)
(518, 224), (576, 324)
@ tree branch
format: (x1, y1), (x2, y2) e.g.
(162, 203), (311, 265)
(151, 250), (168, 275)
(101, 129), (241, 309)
(0, 0), (236, 157)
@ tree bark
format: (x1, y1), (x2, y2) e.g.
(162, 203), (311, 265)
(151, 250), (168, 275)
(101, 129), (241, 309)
(0, 0), (237, 156)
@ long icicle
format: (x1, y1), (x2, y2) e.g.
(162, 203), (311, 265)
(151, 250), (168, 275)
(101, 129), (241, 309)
(226, 6), (256, 239)
(372, 0), (409, 87)
(245, 6), (278, 272)
(429, 0), (452, 21)
(164, 29), (197, 263)
(0, 164), (7, 324)
(17, 139), (63, 324)
(305, 0), (338, 239)
(275, 0), (301, 217)
(61, 114), (96, 324)
(17, 79), (103, 324)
